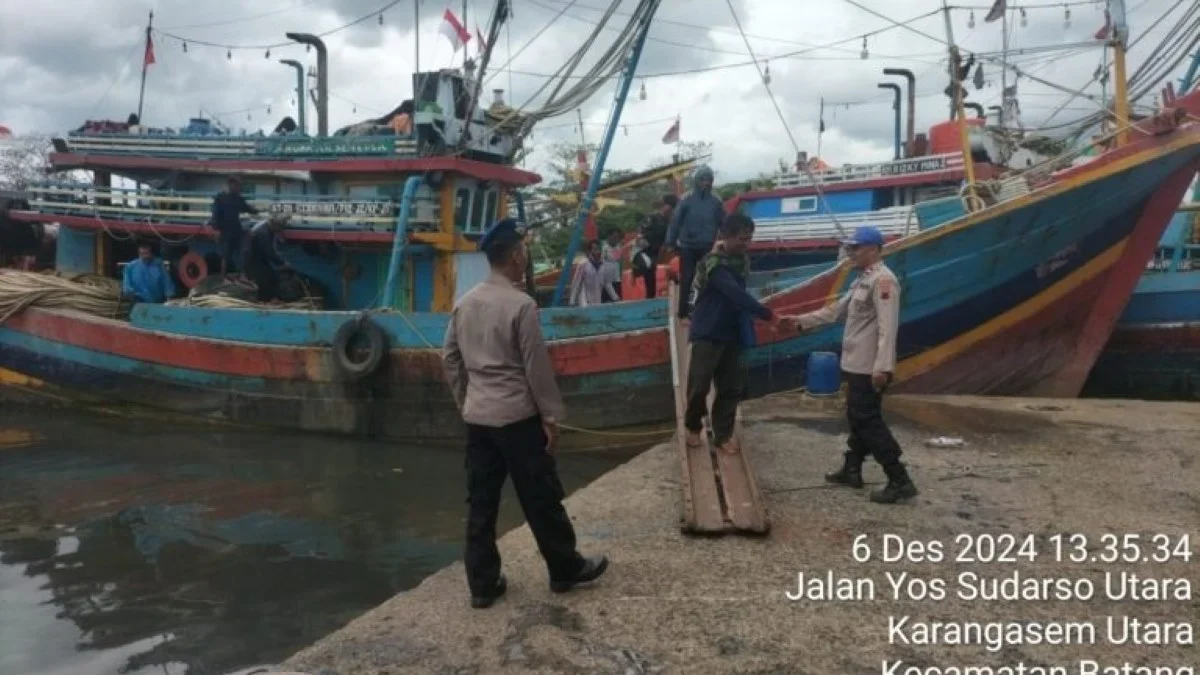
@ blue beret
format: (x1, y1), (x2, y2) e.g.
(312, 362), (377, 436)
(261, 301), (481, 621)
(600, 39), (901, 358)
(478, 218), (527, 251)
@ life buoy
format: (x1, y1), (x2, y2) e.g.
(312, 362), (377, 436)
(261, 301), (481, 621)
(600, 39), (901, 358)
(331, 315), (387, 382)
(178, 252), (208, 288)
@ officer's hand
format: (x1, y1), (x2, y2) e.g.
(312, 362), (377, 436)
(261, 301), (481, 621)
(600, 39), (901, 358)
(871, 371), (889, 391)
(543, 420), (559, 454)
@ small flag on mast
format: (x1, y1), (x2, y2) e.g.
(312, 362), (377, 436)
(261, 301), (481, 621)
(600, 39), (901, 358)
(1094, 10), (1112, 40)
(475, 25), (488, 51)
(661, 117), (680, 144)
(440, 9), (471, 52)
(984, 0), (1006, 23)
(143, 33), (156, 67)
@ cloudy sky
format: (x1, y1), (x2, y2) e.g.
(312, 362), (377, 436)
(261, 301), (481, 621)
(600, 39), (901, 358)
(0, 0), (1192, 181)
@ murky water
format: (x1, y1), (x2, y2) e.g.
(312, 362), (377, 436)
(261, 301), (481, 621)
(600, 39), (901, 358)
(0, 407), (636, 675)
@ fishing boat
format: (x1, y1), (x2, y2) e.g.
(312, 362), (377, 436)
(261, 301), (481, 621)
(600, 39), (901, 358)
(1083, 51), (1200, 400)
(2, 0), (1199, 440)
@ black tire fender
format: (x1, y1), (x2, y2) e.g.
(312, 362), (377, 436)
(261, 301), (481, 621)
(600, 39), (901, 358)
(331, 315), (387, 382)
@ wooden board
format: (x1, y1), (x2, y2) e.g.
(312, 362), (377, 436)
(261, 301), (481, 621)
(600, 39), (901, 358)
(713, 412), (770, 534)
(668, 284), (724, 534)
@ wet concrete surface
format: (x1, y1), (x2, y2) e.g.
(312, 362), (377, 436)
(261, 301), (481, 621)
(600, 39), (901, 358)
(282, 395), (1199, 675)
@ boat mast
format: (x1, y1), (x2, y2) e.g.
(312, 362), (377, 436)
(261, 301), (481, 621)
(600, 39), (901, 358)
(136, 10), (153, 123)
(1109, 0), (1131, 146)
(941, 1), (979, 210)
(550, 1), (662, 307)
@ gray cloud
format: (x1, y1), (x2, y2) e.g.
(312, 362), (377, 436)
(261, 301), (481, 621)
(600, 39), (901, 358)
(0, 0), (1188, 181)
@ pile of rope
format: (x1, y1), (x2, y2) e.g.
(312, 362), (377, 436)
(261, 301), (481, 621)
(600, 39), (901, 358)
(165, 276), (322, 311)
(0, 270), (130, 324)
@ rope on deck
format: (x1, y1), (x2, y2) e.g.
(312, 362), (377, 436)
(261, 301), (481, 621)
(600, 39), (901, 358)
(0, 270), (129, 324)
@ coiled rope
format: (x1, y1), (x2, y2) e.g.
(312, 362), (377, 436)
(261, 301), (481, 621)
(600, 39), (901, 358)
(0, 270), (129, 324)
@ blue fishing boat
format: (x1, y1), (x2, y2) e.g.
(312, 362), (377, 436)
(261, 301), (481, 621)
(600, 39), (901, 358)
(1083, 50), (1200, 400)
(1, 0), (1198, 441)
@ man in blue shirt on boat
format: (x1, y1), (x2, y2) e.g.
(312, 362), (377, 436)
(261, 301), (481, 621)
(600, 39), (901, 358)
(443, 218), (608, 609)
(208, 176), (259, 275)
(786, 226), (918, 504)
(121, 243), (175, 304)
(684, 214), (781, 454)
(665, 165), (725, 319)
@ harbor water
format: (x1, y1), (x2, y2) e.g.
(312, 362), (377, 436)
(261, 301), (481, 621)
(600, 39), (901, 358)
(0, 406), (636, 675)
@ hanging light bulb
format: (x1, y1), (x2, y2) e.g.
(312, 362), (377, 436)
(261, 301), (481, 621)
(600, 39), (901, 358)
(265, 49), (271, 59)
(1064, 5), (1071, 28)
(763, 61), (771, 85)
(1020, 8), (1028, 27)
(968, 10), (976, 29)
(353, 105), (357, 113)
(860, 36), (869, 60)
(247, 112), (251, 121)
(227, 49), (232, 60)
(267, 104), (272, 114)
(623, 125), (628, 136)
(291, 98), (296, 107)
(378, 13), (384, 25)
(306, 44), (311, 53)
(182, 41), (188, 53)
(639, 80), (647, 101)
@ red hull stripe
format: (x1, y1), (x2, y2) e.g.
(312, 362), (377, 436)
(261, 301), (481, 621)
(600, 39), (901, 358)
(5, 308), (670, 381)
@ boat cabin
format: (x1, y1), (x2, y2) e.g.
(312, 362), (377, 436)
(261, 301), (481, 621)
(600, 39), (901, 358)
(10, 70), (539, 313)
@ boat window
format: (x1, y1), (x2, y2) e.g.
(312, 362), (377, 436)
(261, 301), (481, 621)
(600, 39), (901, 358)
(454, 187), (471, 231)
(780, 196), (817, 214)
(469, 189), (486, 233)
(483, 190), (499, 229)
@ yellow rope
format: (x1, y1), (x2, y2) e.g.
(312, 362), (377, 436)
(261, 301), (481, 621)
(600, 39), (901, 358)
(557, 422), (675, 438)
(0, 270), (129, 324)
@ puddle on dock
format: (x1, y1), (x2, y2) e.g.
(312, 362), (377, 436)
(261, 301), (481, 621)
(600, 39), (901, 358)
(0, 407), (637, 675)
(885, 397), (1058, 436)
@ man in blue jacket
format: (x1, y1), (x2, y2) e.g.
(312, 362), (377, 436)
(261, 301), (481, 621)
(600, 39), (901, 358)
(683, 213), (780, 454)
(665, 165), (725, 319)
(121, 243), (175, 303)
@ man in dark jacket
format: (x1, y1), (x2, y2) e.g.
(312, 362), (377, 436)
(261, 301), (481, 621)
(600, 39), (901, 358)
(683, 213), (780, 455)
(665, 166), (724, 319)
(245, 215), (292, 302)
(208, 177), (258, 275)
(638, 194), (675, 299)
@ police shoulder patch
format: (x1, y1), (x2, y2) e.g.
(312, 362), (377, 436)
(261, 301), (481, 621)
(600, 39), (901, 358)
(877, 276), (894, 300)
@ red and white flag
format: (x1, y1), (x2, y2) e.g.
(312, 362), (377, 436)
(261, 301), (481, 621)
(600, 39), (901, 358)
(440, 9), (471, 52)
(661, 117), (680, 144)
(1094, 10), (1112, 40)
(143, 33), (156, 67)
(475, 25), (488, 51)
(983, 0), (1005, 23)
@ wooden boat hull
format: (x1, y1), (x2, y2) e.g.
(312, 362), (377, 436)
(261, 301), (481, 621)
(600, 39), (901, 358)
(1083, 269), (1200, 400)
(2, 128), (1199, 441)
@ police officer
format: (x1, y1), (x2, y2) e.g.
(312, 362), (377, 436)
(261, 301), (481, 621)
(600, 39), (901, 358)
(787, 226), (918, 504)
(442, 218), (609, 609)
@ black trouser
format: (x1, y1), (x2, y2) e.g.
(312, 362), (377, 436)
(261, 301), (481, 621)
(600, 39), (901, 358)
(218, 230), (243, 274)
(684, 341), (745, 446)
(246, 264), (280, 302)
(464, 415), (584, 596)
(677, 246), (710, 318)
(602, 280), (622, 303)
(844, 372), (904, 472)
(642, 260), (658, 299)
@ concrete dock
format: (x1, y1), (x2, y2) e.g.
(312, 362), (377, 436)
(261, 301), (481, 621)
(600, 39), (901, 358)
(282, 395), (1198, 675)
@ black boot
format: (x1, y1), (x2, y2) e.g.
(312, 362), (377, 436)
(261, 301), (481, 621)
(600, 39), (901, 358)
(470, 574), (507, 609)
(871, 464), (918, 504)
(550, 555), (609, 594)
(825, 453), (864, 488)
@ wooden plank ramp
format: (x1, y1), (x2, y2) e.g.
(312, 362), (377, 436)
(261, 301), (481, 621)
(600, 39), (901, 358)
(667, 283), (769, 536)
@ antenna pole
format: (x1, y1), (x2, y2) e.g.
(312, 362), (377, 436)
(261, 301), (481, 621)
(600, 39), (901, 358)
(942, 1), (978, 210)
(1109, 0), (1131, 146)
(136, 10), (153, 123)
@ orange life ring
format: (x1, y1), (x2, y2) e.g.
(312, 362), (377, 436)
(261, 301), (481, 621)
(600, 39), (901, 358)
(178, 251), (208, 289)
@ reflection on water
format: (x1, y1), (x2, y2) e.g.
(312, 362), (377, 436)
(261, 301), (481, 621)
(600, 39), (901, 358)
(0, 408), (635, 675)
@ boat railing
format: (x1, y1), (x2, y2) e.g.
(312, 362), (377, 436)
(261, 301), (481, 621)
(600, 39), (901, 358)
(771, 152), (965, 188)
(24, 182), (440, 233)
(62, 132), (419, 159)
(752, 207), (914, 243)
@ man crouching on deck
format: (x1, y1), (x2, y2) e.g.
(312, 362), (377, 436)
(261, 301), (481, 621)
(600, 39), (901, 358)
(785, 226), (918, 504)
(684, 213), (781, 454)
(442, 218), (608, 609)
